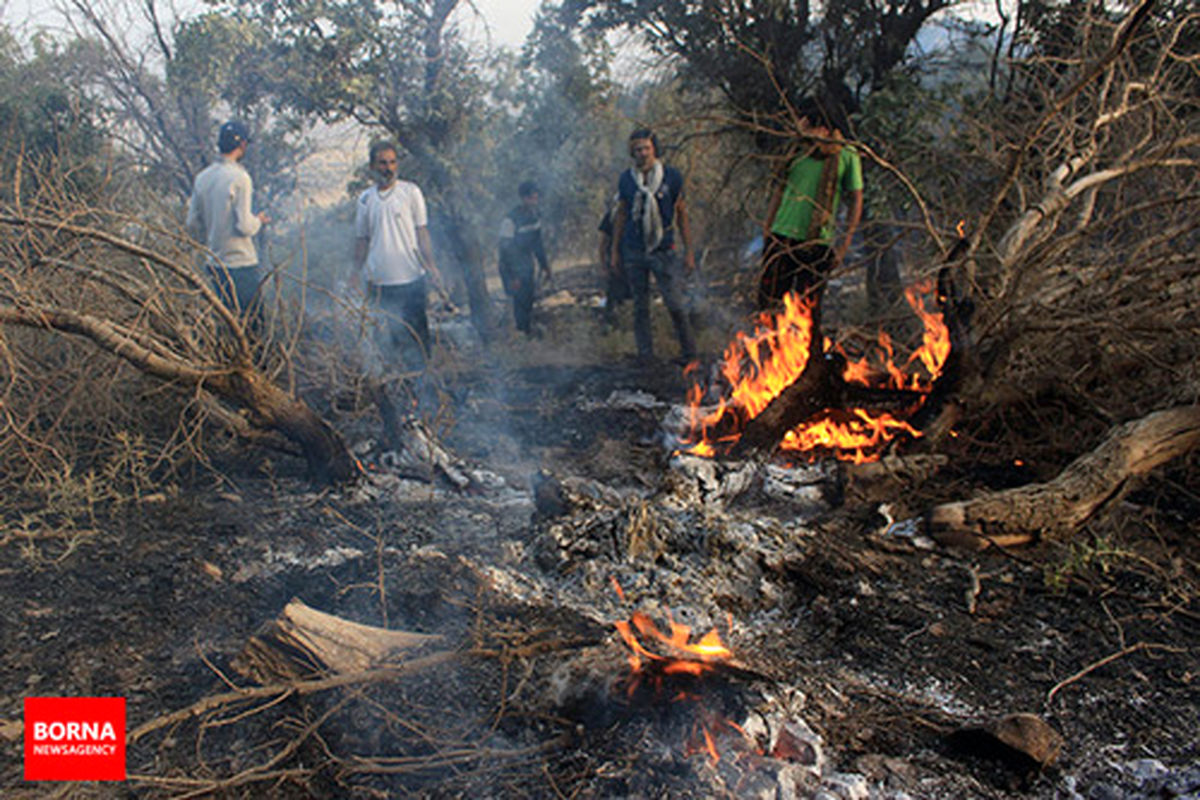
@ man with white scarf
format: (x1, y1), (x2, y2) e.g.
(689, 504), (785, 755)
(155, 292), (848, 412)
(609, 128), (697, 365)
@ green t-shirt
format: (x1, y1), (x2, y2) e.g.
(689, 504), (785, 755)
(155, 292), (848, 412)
(770, 147), (863, 244)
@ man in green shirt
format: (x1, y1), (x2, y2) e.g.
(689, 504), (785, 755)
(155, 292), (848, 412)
(758, 101), (863, 315)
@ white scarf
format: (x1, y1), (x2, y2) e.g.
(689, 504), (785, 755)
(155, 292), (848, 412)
(630, 161), (665, 252)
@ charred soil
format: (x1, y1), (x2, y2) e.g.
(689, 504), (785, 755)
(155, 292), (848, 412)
(1, 287), (1197, 799)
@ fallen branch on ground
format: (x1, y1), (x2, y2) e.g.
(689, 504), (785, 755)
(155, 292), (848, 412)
(926, 405), (1200, 549)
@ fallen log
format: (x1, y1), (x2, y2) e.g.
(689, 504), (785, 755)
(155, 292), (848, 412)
(234, 598), (443, 683)
(729, 350), (831, 458)
(926, 404), (1200, 549)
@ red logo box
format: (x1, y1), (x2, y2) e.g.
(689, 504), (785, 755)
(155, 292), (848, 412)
(24, 697), (126, 781)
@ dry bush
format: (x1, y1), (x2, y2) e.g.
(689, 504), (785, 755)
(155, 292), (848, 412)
(0, 145), (356, 528)
(923, 2), (1200, 473)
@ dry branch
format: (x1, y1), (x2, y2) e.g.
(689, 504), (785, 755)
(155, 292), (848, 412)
(128, 650), (460, 745)
(234, 598), (443, 683)
(927, 404), (1200, 549)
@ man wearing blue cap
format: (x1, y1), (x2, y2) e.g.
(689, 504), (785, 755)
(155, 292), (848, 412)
(187, 120), (270, 320)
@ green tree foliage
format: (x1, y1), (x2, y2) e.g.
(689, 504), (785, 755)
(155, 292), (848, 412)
(0, 28), (109, 200)
(62, 0), (301, 202)
(578, 0), (953, 121)
(488, 3), (624, 248)
(225, 0), (483, 193)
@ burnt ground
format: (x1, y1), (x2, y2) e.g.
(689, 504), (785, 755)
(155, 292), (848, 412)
(1, 267), (1197, 799)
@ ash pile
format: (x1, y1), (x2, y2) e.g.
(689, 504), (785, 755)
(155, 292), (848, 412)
(135, 379), (1099, 800)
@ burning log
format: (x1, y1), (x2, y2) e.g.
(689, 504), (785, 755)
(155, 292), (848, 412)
(926, 404), (1200, 549)
(681, 282), (954, 465)
(729, 349), (831, 459)
(234, 598), (442, 683)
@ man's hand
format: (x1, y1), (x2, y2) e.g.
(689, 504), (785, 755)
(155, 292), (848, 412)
(683, 250), (696, 274)
(256, 211), (271, 225)
(433, 283), (458, 313)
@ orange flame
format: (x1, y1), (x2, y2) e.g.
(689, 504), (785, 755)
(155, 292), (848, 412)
(681, 280), (950, 462)
(615, 610), (735, 678)
(615, 609), (755, 765)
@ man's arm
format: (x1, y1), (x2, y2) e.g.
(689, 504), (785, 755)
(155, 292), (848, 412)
(610, 201), (627, 267)
(676, 197), (695, 273)
(534, 226), (550, 280)
(599, 231), (613, 275)
(762, 160), (789, 237)
(350, 237), (369, 293)
(835, 189), (863, 266)
(416, 226), (443, 291)
(232, 173), (266, 237)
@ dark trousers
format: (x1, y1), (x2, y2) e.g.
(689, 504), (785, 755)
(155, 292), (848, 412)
(206, 263), (263, 324)
(603, 263), (631, 325)
(622, 246), (695, 360)
(510, 266), (535, 334)
(758, 235), (835, 328)
(370, 278), (430, 372)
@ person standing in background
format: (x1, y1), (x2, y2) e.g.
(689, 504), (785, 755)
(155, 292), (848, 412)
(610, 128), (697, 365)
(498, 181), (551, 336)
(354, 141), (444, 372)
(757, 99), (863, 327)
(186, 120), (269, 320)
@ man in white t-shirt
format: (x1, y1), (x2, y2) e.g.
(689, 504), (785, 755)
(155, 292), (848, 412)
(186, 120), (270, 320)
(354, 141), (443, 371)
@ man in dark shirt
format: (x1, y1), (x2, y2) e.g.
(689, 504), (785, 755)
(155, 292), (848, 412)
(498, 181), (551, 336)
(610, 128), (697, 363)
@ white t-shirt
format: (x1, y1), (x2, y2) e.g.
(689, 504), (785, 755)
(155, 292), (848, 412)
(355, 181), (428, 286)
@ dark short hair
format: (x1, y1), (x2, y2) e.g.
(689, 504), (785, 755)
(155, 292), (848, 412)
(628, 128), (660, 157)
(518, 180), (538, 198)
(797, 96), (851, 134)
(369, 141), (399, 163)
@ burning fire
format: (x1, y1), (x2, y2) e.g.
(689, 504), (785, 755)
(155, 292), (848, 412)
(682, 280), (950, 462)
(614, 606), (749, 764)
(614, 610), (733, 675)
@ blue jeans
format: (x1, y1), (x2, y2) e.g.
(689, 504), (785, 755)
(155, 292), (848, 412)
(206, 262), (263, 321)
(621, 246), (695, 359)
(369, 278), (430, 372)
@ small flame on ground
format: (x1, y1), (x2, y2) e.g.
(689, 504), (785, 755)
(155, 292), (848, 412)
(614, 608), (743, 763)
(701, 725), (719, 764)
(614, 610), (733, 675)
(956, 218), (967, 238)
(610, 575), (626, 602)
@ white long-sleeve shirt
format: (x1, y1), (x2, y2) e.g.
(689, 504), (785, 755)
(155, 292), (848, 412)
(186, 158), (262, 268)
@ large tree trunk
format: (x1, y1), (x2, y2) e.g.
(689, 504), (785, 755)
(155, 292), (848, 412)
(926, 405), (1200, 550)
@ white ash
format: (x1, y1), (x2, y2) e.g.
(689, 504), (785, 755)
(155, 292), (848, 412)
(762, 462), (839, 510)
(577, 389), (668, 412)
(665, 453), (759, 507)
(231, 544), (366, 583)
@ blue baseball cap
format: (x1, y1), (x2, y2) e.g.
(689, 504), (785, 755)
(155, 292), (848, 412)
(218, 120), (251, 153)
